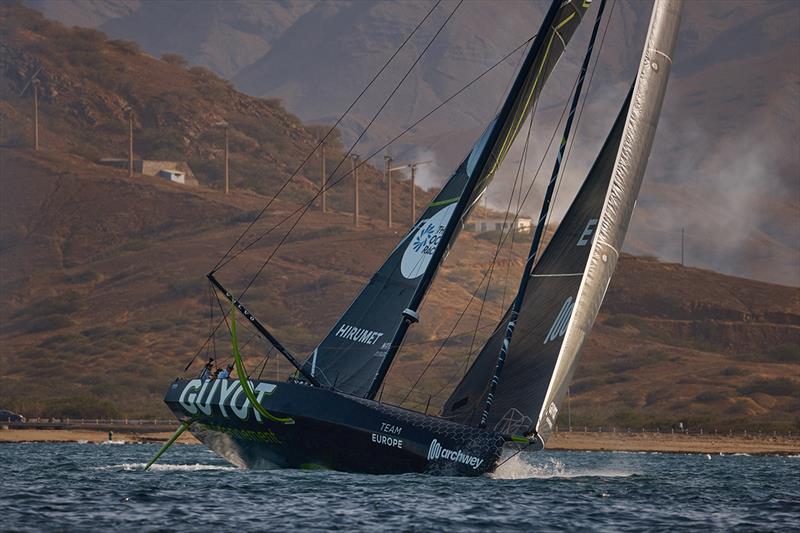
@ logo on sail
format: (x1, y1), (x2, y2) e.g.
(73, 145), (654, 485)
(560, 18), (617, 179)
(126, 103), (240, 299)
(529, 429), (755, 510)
(335, 323), (384, 345)
(401, 204), (457, 279)
(544, 296), (574, 344)
(427, 439), (484, 470)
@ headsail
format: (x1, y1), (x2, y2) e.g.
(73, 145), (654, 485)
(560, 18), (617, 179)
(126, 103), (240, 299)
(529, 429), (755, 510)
(443, 0), (682, 443)
(301, 0), (591, 398)
(442, 88), (633, 428)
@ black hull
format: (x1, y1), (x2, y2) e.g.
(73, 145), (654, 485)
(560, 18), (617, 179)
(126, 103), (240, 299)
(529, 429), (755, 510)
(164, 378), (510, 476)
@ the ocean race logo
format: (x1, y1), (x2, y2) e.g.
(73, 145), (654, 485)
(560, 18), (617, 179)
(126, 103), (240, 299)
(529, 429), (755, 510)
(400, 204), (456, 279)
(427, 439), (484, 470)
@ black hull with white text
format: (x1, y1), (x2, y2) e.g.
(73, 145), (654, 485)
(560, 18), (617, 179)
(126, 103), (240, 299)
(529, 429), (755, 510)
(164, 378), (509, 476)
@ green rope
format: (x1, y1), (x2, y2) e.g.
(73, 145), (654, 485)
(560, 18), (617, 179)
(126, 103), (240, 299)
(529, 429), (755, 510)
(231, 306), (294, 424)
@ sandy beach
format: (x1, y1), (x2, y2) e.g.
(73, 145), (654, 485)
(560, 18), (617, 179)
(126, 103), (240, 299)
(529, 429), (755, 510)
(1, 427), (797, 455)
(0, 428), (199, 445)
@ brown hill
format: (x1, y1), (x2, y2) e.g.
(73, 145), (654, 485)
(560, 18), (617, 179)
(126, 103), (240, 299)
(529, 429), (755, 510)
(1, 147), (798, 433)
(0, 2), (426, 220)
(0, 4), (797, 431)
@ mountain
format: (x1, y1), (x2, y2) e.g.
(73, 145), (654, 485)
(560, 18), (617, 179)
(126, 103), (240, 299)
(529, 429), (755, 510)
(1, 147), (797, 432)
(1, 3), (798, 431)
(26, 0), (799, 287)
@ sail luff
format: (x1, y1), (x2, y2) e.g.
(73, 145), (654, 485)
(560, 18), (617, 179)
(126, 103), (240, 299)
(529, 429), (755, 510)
(533, 0), (683, 443)
(364, 0), (589, 398)
(478, 0), (608, 428)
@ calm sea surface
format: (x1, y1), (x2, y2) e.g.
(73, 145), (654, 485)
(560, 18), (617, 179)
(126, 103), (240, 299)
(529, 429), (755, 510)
(2, 441), (798, 531)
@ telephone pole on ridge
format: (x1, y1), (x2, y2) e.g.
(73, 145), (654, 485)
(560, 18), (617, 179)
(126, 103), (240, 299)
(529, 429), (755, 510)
(384, 155), (393, 227)
(32, 79), (40, 151)
(127, 108), (134, 178)
(321, 142), (327, 213)
(352, 154), (360, 227)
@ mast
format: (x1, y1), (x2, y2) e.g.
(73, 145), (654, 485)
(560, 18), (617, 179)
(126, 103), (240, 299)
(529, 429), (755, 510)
(478, 0), (608, 428)
(365, 0), (589, 399)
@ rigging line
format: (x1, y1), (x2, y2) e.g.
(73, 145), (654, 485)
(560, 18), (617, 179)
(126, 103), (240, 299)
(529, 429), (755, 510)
(465, 107), (536, 372)
(215, 0), (463, 275)
(494, 442), (534, 470)
(502, 129), (529, 307)
(214, 27), (534, 273)
(256, 348), (274, 380)
(493, 36), (529, 117)
(404, 55), (589, 406)
(541, 0), (617, 248)
(210, 0), (444, 272)
(183, 32), (539, 371)
(228, 0), (465, 306)
(500, 96), (535, 313)
(184, 281), (218, 372)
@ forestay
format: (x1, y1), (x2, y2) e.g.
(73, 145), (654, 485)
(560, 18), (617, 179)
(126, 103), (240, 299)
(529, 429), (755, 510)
(301, 0), (591, 398)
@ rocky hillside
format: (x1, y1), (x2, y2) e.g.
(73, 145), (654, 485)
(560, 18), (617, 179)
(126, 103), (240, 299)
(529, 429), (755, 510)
(1, 3), (797, 431)
(0, 2), (427, 221)
(27, 0), (799, 286)
(1, 148), (798, 432)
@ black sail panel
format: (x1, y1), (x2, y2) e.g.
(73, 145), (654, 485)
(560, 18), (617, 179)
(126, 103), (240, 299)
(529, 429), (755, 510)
(442, 308), (512, 426)
(301, 160), (472, 396)
(302, 0), (590, 398)
(443, 89), (632, 430)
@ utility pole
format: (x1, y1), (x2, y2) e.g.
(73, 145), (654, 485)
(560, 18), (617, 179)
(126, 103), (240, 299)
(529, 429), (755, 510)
(384, 155), (393, 227)
(321, 142), (327, 213)
(213, 121), (230, 193)
(388, 159), (431, 225)
(567, 386), (572, 430)
(681, 227), (685, 266)
(352, 154), (360, 227)
(410, 164), (417, 222)
(128, 108), (134, 178)
(224, 125), (229, 194)
(32, 79), (40, 151)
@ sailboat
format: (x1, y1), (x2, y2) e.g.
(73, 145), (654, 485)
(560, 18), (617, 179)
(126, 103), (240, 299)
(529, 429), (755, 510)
(156, 0), (682, 476)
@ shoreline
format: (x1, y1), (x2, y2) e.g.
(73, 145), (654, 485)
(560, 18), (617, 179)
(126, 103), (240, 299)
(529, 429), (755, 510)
(1, 428), (798, 455)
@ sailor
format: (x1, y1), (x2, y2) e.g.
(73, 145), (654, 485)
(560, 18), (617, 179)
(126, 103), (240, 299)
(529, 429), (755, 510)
(200, 357), (214, 380)
(218, 364), (233, 380)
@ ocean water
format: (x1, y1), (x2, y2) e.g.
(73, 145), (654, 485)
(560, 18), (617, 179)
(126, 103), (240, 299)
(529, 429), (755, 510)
(2, 442), (798, 531)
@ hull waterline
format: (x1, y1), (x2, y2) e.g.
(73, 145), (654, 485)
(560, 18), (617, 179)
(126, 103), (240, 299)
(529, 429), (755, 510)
(164, 378), (513, 476)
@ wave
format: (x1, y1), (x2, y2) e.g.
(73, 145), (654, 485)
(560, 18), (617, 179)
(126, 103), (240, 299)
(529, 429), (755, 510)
(94, 463), (239, 472)
(490, 455), (640, 480)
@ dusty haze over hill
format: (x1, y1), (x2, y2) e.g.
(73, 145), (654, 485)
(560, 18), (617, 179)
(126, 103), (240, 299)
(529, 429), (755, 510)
(26, 0), (800, 287)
